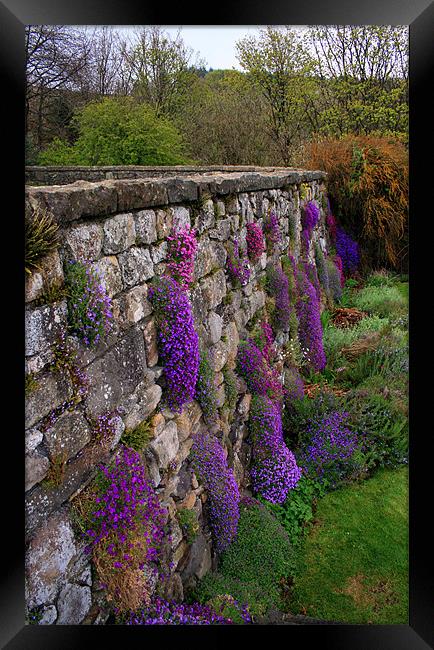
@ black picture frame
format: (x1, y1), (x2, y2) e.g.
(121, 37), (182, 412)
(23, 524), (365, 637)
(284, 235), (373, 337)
(5, 0), (433, 647)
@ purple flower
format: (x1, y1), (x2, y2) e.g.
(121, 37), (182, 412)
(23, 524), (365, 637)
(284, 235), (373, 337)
(301, 201), (320, 254)
(190, 431), (240, 553)
(263, 209), (280, 248)
(295, 262), (326, 372)
(298, 411), (359, 485)
(166, 225), (198, 289)
(249, 395), (301, 503)
(246, 222), (265, 263)
(226, 239), (250, 287)
(237, 338), (284, 402)
(124, 597), (245, 625)
(149, 276), (199, 413)
(336, 228), (359, 275)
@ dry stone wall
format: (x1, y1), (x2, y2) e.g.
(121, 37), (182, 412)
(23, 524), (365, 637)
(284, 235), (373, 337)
(25, 169), (328, 625)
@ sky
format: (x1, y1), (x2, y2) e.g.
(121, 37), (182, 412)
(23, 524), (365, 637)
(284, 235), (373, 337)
(116, 26), (306, 71)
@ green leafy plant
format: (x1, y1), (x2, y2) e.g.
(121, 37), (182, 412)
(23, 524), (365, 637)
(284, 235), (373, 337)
(193, 501), (295, 618)
(263, 475), (328, 546)
(177, 508), (200, 544)
(121, 419), (152, 452)
(25, 208), (59, 275)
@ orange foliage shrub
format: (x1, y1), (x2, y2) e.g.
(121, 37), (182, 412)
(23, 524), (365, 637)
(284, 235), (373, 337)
(304, 136), (408, 271)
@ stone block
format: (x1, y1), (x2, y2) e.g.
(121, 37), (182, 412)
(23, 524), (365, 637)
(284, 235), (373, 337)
(103, 213), (136, 254)
(25, 452), (50, 492)
(193, 239), (226, 281)
(85, 328), (146, 418)
(208, 311), (223, 344)
(143, 319), (158, 367)
(169, 206), (190, 229)
(149, 421), (179, 470)
(118, 285), (152, 326)
(180, 533), (211, 581)
(44, 410), (92, 462)
(151, 240), (168, 264)
(121, 383), (163, 430)
(25, 371), (72, 430)
(135, 209), (157, 244)
(209, 340), (229, 372)
(65, 223), (104, 261)
(25, 302), (67, 357)
(200, 269), (226, 311)
(91, 255), (123, 297)
(118, 246), (154, 288)
(156, 209), (173, 239)
(26, 511), (76, 607)
(25, 428), (43, 454)
(56, 583), (92, 625)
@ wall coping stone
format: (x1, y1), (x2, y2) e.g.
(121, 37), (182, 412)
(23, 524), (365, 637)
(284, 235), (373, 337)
(26, 169), (327, 225)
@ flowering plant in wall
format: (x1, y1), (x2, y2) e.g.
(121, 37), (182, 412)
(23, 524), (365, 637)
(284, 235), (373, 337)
(301, 200), (320, 254)
(149, 275), (199, 413)
(190, 431), (240, 554)
(83, 445), (167, 612)
(263, 209), (280, 250)
(226, 239), (250, 287)
(65, 260), (113, 347)
(166, 225), (198, 289)
(295, 262), (326, 372)
(249, 395), (301, 504)
(246, 222), (265, 264)
(236, 338), (284, 402)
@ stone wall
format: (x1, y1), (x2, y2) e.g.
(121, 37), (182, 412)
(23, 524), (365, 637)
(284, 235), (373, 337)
(25, 169), (328, 625)
(26, 165), (308, 186)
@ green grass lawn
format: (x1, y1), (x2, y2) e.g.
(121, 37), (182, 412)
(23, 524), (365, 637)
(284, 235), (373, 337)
(288, 466), (408, 624)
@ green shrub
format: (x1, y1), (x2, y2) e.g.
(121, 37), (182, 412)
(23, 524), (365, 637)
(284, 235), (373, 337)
(193, 501), (295, 618)
(176, 508), (200, 544)
(350, 285), (406, 318)
(223, 367), (239, 413)
(284, 391), (341, 449)
(39, 97), (190, 166)
(120, 420), (152, 452)
(25, 208), (59, 275)
(345, 390), (408, 470)
(263, 475), (328, 547)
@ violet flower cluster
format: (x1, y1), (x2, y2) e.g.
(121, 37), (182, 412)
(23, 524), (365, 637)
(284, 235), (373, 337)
(149, 276), (199, 413)
(226, 239), (250, 287)
(249, 395), (302, 504)
(84, 444), (167, 567)
(190, 431), (240, 554)
(125, 597), (248, 625)
(236, 338), (284, 402)
(266, 263), (291, 332)
(301, 201), (320, 253)
(263, 209), (280, 248)
(166, 225), (198, 289)
(66, 260), (113, 347)
(295, 263), (326, 372)
(246, 222), (265, 263)
(298, 411), (359, 485)
(336, 227), (359, 275)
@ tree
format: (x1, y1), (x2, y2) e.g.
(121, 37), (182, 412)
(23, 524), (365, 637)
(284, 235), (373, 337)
(38, 97), (190, 166)
(176, 69), (275, 165)
(25, 25), (91, 148)
(236, 27), (316, 165)
(308, 25), (408, 140)
(121, 27), (204, 118)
